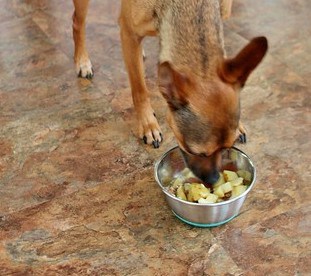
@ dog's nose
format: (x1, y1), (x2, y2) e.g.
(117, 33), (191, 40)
(204, 169), (220, 184)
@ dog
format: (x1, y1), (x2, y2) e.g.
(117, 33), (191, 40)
(72, 0), (268, 184)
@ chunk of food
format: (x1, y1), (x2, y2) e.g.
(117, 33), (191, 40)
(187, 183), (210, 202)
(176, 185), (187, 201)
(230, 177), (244, 187)
(221, 182), (233, 193)
(237, 170), (252, 184)
(198, 194), (218, 204)
(170, 177), (184, 190)
(214, 181), (233, 197)
(214, 185), (224, 198)
(232, 185), (247, 198)
(223, 170), (239, 182)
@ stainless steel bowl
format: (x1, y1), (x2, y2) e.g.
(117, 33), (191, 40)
(154, 146), (256, 227)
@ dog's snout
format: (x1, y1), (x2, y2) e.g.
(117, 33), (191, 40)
(203, 169), (220, 184)
(180, 147), (221, 184)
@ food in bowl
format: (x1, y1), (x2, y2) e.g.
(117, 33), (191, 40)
(168, 167), (251, 204)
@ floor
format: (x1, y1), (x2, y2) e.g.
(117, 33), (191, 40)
(0, 0), (310, 275)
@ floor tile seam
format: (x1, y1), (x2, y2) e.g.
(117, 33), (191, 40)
(205, 230), (245, 275)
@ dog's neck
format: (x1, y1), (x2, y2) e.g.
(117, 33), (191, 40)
(157, 0), (225, 78)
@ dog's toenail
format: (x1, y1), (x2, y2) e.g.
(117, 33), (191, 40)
(243, 133), (247, 143)
(78, 70), (82, 78)
(153, 112), (156, 118)
(143, 136), (147, 144)
(239, 133), (247, 143)
(153, 140), (160, 148)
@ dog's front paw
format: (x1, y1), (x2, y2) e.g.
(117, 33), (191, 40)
(75, 56), (93, 79)
(237, 123), (247, 144)
(138, 109), (163, 148)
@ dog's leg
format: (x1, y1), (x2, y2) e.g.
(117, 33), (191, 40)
(119, 23), (162, 148)
(72, 0), (93, 79)
(220, 0), (233, 19)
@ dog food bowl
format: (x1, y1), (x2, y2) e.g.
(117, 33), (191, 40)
(154, 146), (256, 227)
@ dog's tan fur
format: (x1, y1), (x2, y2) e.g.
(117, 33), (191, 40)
(72, 0), (267, 183)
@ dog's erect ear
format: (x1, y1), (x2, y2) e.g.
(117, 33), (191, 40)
(158, 62), (190, 110)
(219, 36), (268, 87)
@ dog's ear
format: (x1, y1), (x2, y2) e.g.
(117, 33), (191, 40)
(158, 62), (190, 110)
(219, 36), (268, 87)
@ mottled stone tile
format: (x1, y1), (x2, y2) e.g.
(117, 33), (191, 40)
(31, 9), (71, 49)
(0, 0), (310, 274)
(1, 0), (48, 19)
(227, 0), (311, 84)
(0, 2), (17, 23)
(273, 38), (311, 85)
(0, 171), (226, 275)
(0, 110), (156, 214)
(0, 17), (52, 57)
(187, 242), (243, 276)
(212, 205), (311, 275)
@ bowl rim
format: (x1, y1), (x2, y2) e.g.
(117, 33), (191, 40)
(154, 145), (257, 206)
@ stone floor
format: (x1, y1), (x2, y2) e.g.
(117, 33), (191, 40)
(0, 0), (310, 275)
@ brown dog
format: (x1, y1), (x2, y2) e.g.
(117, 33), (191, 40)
(72, 0), (268, 183)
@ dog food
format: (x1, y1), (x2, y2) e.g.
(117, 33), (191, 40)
(168, 168), (251, 203)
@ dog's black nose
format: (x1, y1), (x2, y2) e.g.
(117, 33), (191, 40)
(204, 169), (220, 184)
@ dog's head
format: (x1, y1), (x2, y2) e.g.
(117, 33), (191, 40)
(158, 37), (268, 183)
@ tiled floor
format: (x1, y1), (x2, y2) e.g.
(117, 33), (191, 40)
(0, 0), (310, 275)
